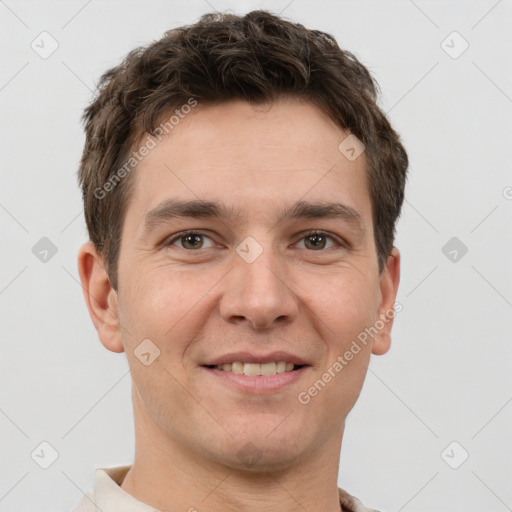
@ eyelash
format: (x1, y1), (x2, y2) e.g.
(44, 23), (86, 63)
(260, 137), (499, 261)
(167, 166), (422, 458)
(165, 230), (347, 251)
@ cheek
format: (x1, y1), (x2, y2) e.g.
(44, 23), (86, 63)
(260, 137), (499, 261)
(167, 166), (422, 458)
(306, 274), (377, 403)
(310, 272), (378, 344)
(120, 268), (204, 431)
(122, 265), (215, 356)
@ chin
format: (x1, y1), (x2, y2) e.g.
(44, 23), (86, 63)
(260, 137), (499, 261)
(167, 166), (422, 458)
(212, 427), (313, 473)
(223, 446), (307, 474)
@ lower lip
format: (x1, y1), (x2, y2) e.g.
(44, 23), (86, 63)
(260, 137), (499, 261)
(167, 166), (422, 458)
(202, 366), (309, 393)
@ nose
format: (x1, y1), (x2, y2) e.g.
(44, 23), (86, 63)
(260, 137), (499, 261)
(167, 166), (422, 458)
(218, 242), (298, 330)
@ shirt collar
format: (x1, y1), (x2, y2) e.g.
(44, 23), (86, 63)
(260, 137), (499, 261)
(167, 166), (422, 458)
(94, 465), (377, 512)
(94, 466), (158, 512)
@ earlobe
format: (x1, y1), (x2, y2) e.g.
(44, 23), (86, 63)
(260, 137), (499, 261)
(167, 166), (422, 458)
(372, 332), (391, 356)
(372, 247), (401, 356)
(77, 241), (125, 353)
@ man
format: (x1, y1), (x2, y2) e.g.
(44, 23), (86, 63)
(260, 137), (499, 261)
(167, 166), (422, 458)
(75, 9), (407, 512)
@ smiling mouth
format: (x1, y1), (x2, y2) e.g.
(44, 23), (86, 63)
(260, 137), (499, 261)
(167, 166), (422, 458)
(204, 362), (305, 376)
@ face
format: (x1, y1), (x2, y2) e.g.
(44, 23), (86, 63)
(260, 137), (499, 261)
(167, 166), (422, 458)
(79, 97), (400, 472)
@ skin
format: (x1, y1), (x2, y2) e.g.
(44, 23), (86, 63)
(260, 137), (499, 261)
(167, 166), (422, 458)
(78, 97), (400, 512)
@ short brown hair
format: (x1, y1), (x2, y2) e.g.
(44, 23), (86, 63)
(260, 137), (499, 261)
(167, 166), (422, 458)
(78, 10), (408, 291)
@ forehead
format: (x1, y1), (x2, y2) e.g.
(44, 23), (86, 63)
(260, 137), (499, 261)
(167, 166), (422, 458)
(124, 97), (372, 236)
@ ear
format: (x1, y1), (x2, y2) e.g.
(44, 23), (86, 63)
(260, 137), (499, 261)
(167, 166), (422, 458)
(77, 241), (125, 353)
(371, 247), (401, 356)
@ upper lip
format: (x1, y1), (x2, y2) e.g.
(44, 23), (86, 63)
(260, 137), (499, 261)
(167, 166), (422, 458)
(203, 351), (310, 366)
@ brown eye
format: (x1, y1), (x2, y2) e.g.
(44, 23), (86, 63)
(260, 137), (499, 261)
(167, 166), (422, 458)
(297, 231), (341, 251)
(181, 234), (203, 249)
(304, 233), (327, 250)
(167, 231), (215, 250)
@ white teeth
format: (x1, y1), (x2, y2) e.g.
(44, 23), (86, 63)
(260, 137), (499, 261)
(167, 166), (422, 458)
(260, 362), (276, 376)
(276, 361), (286, 373)
(231, 362), (243, 375)
(243, 363), (261, 376)
(214, 361), (298, 376)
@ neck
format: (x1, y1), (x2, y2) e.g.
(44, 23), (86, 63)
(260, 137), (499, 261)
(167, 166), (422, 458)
(121, 387), (345, 512)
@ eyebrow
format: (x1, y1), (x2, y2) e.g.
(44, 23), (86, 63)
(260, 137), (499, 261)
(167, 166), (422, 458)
(141, 198), (366, 237)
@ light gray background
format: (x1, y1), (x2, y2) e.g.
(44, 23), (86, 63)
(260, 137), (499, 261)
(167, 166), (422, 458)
(1, 0), (511, 511)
